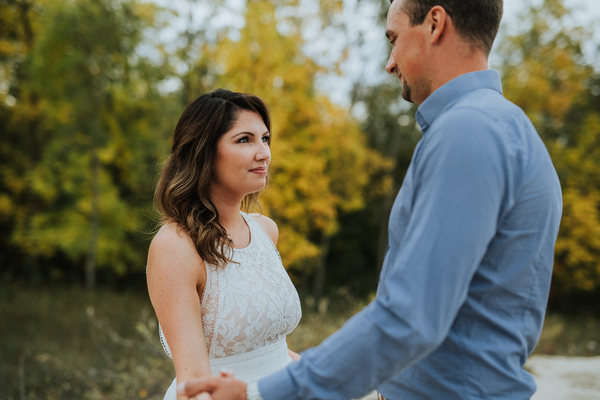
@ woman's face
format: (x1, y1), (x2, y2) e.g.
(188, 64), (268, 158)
(210, 110), (271, 201)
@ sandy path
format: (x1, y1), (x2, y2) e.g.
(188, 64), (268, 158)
(526, 355), (600, 400)
(358, 356), (600, 400)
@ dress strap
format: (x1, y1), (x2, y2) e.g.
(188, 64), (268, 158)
(239, 212), (282, 263)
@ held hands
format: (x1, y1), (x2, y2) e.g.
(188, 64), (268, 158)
(177, 371), (248, 400)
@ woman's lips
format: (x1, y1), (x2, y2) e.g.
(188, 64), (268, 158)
(250, 167), (267, 175)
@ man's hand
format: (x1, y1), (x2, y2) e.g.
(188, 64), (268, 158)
(177, 374), (247, 400)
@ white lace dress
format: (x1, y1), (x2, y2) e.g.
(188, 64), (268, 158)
(160, 212), (302, 400)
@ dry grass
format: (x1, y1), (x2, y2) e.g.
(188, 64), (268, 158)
(534, 312), (600, 357)
(0, 284), (363, 399)
(0, 284), (173, 399)
(0, 283), (597, 399)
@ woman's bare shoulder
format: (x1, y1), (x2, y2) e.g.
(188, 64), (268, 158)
(147, 222), (204, 277)
(151, 222), (193, 251)
(249, 213), (279, 245)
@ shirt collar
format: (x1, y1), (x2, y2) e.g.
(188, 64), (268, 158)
(415, 69), (503, 133)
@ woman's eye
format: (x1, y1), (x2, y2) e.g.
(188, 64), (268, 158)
(238, 136), (250, 143)
(262, 135), (270, 143)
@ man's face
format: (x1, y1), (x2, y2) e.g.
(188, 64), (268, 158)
(385, 0), (431, 104)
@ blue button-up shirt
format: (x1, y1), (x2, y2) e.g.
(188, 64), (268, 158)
(259, 70), (562, 399)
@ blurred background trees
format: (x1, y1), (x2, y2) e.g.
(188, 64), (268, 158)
(1, 0), (599, 312)
(1, 0), (174, 290)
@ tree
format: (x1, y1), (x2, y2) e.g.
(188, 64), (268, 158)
(550, 76), (600, 301)
(2, 0), (173, 288)
(498, 0), (592, 135)
(0, 0), (48, 283)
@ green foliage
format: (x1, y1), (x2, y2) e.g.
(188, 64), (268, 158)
(550, 87), (600, 296)
(25, 0), (169, 274)
(0, 0), (175, 284)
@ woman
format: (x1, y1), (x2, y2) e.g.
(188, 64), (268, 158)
(147, 89), (302, 400)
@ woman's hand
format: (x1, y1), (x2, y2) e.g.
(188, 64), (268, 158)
(288, 349), (301, 361)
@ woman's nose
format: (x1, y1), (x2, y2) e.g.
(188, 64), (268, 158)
(256, 143), (271, 162)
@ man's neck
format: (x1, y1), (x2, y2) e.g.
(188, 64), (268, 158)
(422, 48), (490, 105)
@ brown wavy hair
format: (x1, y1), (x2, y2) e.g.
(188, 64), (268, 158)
(154, 89), (271, 267)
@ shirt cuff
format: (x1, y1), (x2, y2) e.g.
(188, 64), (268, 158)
(258, 364), (302, 400)
(247, 382), (264, 400)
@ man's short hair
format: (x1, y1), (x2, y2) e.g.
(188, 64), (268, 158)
(400, 0), (503, 55)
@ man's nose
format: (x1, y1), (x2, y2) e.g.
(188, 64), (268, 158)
(385, 52), (397, 74)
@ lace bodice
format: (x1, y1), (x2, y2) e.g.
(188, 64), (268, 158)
(159, 212), (301, 360)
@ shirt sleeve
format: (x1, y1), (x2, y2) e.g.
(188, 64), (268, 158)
(258, 107), (511, 400)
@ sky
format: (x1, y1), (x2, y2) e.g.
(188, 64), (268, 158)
(503, 0), (599, 66)
(505, 0), (600, 25)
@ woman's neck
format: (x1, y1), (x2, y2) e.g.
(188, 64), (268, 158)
(217, 205), (243, 232)
(210, 192), (244, 232)
(212, 197), (250, 249)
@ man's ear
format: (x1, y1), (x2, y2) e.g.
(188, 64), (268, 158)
(427, 5), (447, 44)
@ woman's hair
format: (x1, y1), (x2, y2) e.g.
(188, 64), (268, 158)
(154, 88), (271, 268)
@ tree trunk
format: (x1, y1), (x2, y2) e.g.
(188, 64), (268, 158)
(312, 233), (331, 312)
(85, 148), (101, 290)
(19, 0), (42, 286)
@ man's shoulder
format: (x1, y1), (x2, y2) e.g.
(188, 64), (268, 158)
(439, 88), (530, 135)
(453, 86), (515, 114)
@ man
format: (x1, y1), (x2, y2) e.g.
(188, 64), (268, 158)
(179, 0), (563, 398)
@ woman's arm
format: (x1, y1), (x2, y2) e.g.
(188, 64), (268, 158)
(147, 223), (212, 395)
